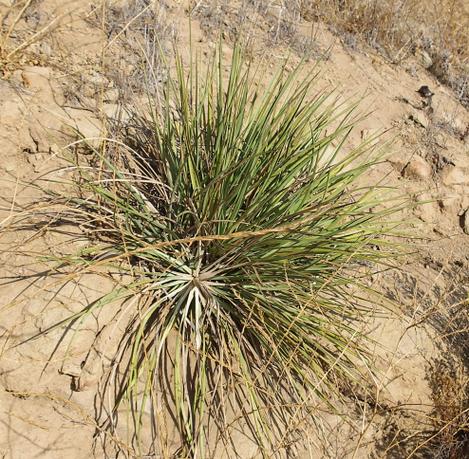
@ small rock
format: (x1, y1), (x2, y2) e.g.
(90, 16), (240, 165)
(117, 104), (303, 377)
(60, 362), (81, 378)
(462, 209), (469, 235)
(4, 158), (16, 172)
(409, 111), (429, 129)
(414, 192), (437, 223)
(87, 71), (109, 87)
(417, 50), (433, 69)
(441, 166), (466, 186)
(63, 108), (102, 148)
(416, 204), (438, 224)
(360, 128), (371, 140)
(417, 85), (434, 98)
(39, 42), (52, 56)
(102, 103), (130, 122)
(21, 66), (52, 95)
(104, 88), (119, 102)
(403, 156), (432, 180)
(438, 195), (459, 213)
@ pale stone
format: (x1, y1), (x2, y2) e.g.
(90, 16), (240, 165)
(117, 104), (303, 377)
(104, 88), (119, 102)
(4, 157), (16, 172)
(418, 50), (433, 69)
(102, 103), (129, 121)
(403, 156), (432, 180)
(39, 42), (52, 56)
(87, 71), (109, 87)
(21, 66), (52, 92)
(416, 202), (438, 223)
(409, 111), (429, 129)
(63, 108), (103, 148)
(441, 166), (467, 186)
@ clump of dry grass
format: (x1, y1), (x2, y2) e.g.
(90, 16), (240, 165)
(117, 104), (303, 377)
(192, 0), (328, 60)
(378, 355), (468, 458)
(90, 0), (176, 97)
(377, 257), (469, 457)
(298, 0), (469, 107)
(1, 0), (39, 73)
(427, 357), (469, 458)
(0, 0), (63, 76)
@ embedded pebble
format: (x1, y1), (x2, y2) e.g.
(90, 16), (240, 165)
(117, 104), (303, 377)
(462, 209), (469, 235)
(403, 156), (432, 180)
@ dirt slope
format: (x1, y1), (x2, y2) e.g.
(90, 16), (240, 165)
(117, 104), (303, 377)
(0, 1), (468, 457)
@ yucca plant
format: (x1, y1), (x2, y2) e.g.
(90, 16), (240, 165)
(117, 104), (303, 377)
(18, 46), (400, 457)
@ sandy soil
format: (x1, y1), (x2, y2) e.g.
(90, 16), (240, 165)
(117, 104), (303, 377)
(0, 0), (468, 457)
